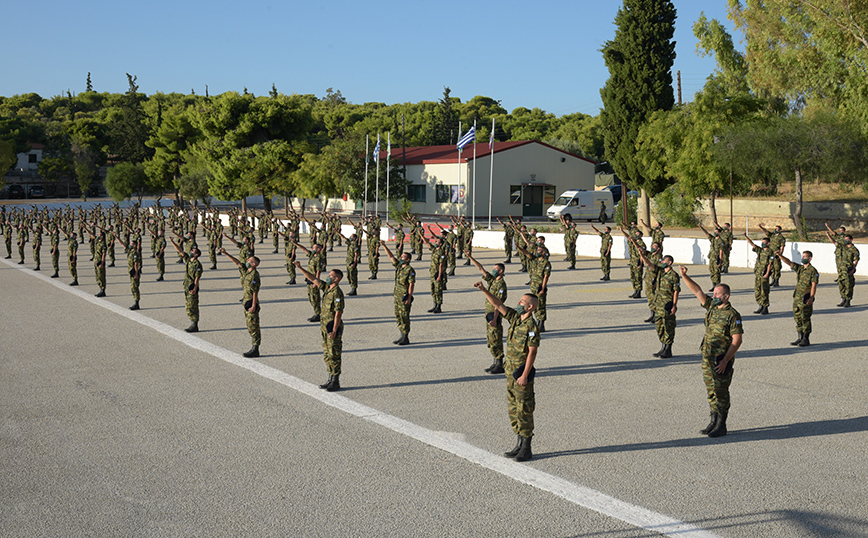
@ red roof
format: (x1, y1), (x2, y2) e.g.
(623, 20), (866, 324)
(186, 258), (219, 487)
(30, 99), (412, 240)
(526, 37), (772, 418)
(378, 140), (597, 165)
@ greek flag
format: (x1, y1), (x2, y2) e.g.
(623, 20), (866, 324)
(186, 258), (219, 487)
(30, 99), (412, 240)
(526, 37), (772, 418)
(373, 138), (380, 161)
(457, 126), (476, 150)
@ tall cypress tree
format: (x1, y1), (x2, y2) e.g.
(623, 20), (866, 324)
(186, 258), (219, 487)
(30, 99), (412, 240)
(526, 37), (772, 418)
(600, 0), (677, 196)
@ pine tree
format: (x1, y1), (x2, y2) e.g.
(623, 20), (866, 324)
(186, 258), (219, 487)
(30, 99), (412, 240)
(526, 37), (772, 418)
(600, 0), (677, 196)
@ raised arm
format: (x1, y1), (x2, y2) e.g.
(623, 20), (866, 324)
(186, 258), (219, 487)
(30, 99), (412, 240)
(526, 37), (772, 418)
(679, 266), (709, 304)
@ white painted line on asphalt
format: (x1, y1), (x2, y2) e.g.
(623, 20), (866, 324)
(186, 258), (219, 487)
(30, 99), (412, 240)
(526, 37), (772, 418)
(5, 258), (720, 538)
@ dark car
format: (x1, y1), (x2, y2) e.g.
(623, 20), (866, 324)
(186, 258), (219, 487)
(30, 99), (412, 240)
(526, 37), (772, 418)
(8, 185), (24, 199)
(29, 185), (45, 198)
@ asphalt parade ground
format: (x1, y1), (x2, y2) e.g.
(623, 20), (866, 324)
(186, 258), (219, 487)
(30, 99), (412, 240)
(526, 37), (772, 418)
(2, 239), (867, 538)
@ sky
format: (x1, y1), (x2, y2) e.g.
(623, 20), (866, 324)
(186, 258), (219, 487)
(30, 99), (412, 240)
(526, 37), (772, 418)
(2, 0), (741, 117)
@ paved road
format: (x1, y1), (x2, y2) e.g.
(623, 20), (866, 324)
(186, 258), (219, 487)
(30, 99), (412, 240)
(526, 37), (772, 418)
(2, 238), (867, 537)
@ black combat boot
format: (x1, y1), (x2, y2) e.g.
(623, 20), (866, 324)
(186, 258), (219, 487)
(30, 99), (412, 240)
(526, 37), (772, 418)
(348, 288), (357, 296)
(432, 303), (442, 314)
(790, 332), (804, 346)
(288, 278), (296, 285)
(70, 280), (79, 286)
(95, 289), (106, 297)
(393, 333), (404, 344)
(185, 322), (199, 333)
(538, 320), (545, 333)
(397, 333), (410, 346)
(652, 343), (667, 357)
(520, 265), (527, 273)
(707, 412), (727, 438)
(658, 344), (673, 358)
(319, 375), (334, 389)
(699, 412), (718, 435)
(463, 260), (471, 266)
(242, 345), (260, 358)
(448, 268), (455, 276)
(51, 272), (59, 278)
(308, 314), (321, 322)
(569, 263), (576, 270)
(798, 333), (811, 347)
(326, 375), (341, 392)
(759, 306), (769, 315)
(514, 436), (533, 462)
(156, 275), (164, 281)
(504, 435), (522, 458)
(837, 298), (847, 307)
(504, 257), (511, 264)
(489, 358), (504, 374)
(753, 305), (764, 314)
(843, 299), (852, 308)
(644, 312), (655, 323)
(129, 301), (140, 311)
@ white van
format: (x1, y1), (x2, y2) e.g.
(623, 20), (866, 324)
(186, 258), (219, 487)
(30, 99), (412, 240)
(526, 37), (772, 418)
(546, 190), (614, 222)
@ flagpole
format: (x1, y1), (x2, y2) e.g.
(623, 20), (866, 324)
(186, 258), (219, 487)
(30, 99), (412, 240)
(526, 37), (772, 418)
(364, 134), (369, 219)
(375, 133), (380, 218)
(472, 119), (477, 228)
(457, 121), (462, 219)
(488, 117), (495, 230)
(386, 132), (391, 224)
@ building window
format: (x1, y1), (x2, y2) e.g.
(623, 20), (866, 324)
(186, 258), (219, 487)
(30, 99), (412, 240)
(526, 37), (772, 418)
(436, 184), (451, 203)
(28, 154), (38, 163)
(407, 184), (426, 202)
(510, 185), (523, 205)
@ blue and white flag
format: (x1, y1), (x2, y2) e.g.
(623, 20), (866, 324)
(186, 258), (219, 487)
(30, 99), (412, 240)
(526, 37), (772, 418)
(457, 126), (476, 150)
(373, 136), (381, 161)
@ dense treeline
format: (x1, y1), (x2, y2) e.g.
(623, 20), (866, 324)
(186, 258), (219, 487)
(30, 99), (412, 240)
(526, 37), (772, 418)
(0, 80), (605, 209)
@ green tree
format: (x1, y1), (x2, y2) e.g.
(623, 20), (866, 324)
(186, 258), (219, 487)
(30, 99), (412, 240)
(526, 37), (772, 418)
(108, 74), (153, 164)
(433, 86), (458, 145)
(105, 161), (148, 202)
(600, 0), (677, 215)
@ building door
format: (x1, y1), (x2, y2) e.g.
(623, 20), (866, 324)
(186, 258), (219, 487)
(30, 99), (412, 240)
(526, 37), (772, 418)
(522, 185), (544, 217)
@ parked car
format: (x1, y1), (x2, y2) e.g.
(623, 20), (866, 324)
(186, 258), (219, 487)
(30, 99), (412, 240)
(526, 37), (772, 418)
(546, 190), (614, 222)
(8, 185), (24, 199)
(29, 185), (45, 198)
(601, 184), (638, 205)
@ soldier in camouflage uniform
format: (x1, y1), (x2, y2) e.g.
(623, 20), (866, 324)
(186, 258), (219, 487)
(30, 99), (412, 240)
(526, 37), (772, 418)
(116, 233), (143, 311)
(714, 221), (733, 273)
(48, 222), (60, 278)
(590, 224), (613, 280)
(385, 221), (405, 257)
(87, 227), (108, 297)
(60, 221), (79, 285)
(744, 233), (773, 315)
(293, 240), (326, 322)
(382, 244), (415, 346)
(758, 223), (785, 287)
(651, 256), (679, 358)
(825, 223), (847, 283)
(630, 237), (661, 323)
(439, 225), (458, 276)
(560, 216), (578, 270)
(680, 268), (744, 439)
(3, 215), (12, 259)
(422, 234), (447, 313)
(473, 282), (540, 462)
(838, 235), (860, 307)
(171, 237), (203, 332)
(29, 219), (42, 271)
(364, 215), (381, 280)
(221, 248), (262, 358)
(461, 218), (474, 265)
(514, 228), (551, 333)
(622, 226), (644, 298)
(296, 263), (346, 391)
(514, 222), (529, 273)
(497, 217), (514, 264)
(777, 249), (819, 347)
(699, 224), (724, 291)
(467, 252), (507, 374)
(640, 219), (665, 250)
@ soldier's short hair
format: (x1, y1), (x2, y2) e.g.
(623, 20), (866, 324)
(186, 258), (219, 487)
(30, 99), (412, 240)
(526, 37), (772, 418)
(524, 293), (540, 309)
(494, 263), (505, 273)
(716, 283), (731, 295)
(802, 250), (813, 258)
(845, 234), (853, 240)
(332, 268), (343, 280)
(663, 255), (674, 264)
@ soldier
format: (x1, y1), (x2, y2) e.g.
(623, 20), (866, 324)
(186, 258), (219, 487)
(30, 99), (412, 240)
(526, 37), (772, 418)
(385, 221), (405, 257)
(630, 237), (662, 323)
(590, 224), (613, 281)
(296, 262), (346, 390)
(514, 221), (529, 273)
(715, 220), (733, 273)
(651, 255), (679, 358)
(87, 227), (108, 297)
(777, 249), (818, 347)
(152, 228), (167, 281)
(364, 215), (381, 280)
(599, 200), (608, 224)
(16, 221), (27, 264)
(48, 221), (60, 278)
(60, 221), (79, 285)
(382, 243), (415, 345)
(293, 240), (327, 322)
(838, 235), (860, 307)
(758, 223), (785, 287)
(220, 248), (262, 358)
(514, 226), (551, 333)
(622, 226), (644, 298)
(116, 232), (143, 310)
(439, 224), (458, 276)
(497, 217), (514, 264)
(29, 217), (42, 271)
(336, 226), (361, 296)
(473, 282), (540, 462)
(560, 215), (578, 270)
(171, 237), (203, 333)
(3, 214), (12, 259)
(408, 213), (424, 261)
(461, 218), (474, 265)
(825, 223), (848, 287)
(680, 267), (744, 439)
(639, 219), (664, 250)
(699, 224), (724, 291)
(422, 233), (447, 314)
(744, 233), (773, 315)
(467, 251), (507, 374)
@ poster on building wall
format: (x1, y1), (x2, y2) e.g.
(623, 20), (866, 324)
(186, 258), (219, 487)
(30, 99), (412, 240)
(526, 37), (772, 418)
(451, 185), (465, 203)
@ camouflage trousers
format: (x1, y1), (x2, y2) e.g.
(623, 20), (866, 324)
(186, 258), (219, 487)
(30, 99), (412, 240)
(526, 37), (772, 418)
(504, 237), (513, 259)
(630, 261), (643, 290)
(321, 324), (342, 375)
(771, 256), (782, 281)
(708, 258), (721, 285)
(68, 257), (77, 280)
(18, 242), (25, 262)
(394, 295), (412, 333)
(505, 361), (535, 438)
(368, 251), (379, 274)
(346, 263), (357, 290)
(130, 275), (140, 302)
(209, 246), (217, 268)
(308, 284), (321, 315)
(5, 237), (11, 257)
(601, 254), (610, 276)
(654, 309), (676, 344)
(754, 274), (770, 307)
(793, 301), (813, 335)
(837, 269), (855, 300)
(531, 282), (547, 322)
(94, 263), (106, 290)
(430, 278), (445, 304)
(701, 354), (732, 415)
(285, 258), (296, 279)
(52, 250), (59, 273)
(156, 254), (165, 277)
(447, 250), (456, 271)
(185, 289), (199, 322)
(394, 239), (404, 257)
(108, 244), (115, 265)
(487, 320), (504, 360)
(644, 274), (657, 308)
(566, 242), (576, 264)
(245, 308), (261, 346)
(518, 250), (528, 269)
(721, 248), (731, 271)
(32, 245), (40, 267)
(273, 234), (279, 253)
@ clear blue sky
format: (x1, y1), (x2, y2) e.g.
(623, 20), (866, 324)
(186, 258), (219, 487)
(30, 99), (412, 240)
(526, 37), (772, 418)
(3, 0), (740, 116)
